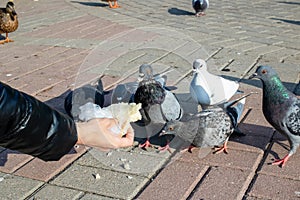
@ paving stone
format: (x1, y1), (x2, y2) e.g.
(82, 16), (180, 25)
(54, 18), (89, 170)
(14, 145), (87, 182)
(258, 139), (300, 181)
(0, 0), (299, 199)
(75, 148), (169, 178)
(228, 123), (273, 153)
(190, 166), (252, 200)
(0, 172), (43, 199)
(80, 193), (118, 200)
(174, 146), (263, 170)
(248, 174), (300, 200)
(0, 149), (33, 173)
(137, 160), (209, 200)
(51, 164), (148, 200)
(30, 184), (84, 199)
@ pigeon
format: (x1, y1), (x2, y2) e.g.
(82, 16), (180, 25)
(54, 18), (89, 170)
(190, 59), (240, 109)
(64, 78), (105, 121)
(192, 0), (209, 17)
(161, 94), (250, 154)
(111, 82), (138, 104)
(134, 64), (183, 150)
(249, 65), (300, 167)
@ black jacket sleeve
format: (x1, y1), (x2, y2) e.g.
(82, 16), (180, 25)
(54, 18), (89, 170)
(0, 82), (78, 161)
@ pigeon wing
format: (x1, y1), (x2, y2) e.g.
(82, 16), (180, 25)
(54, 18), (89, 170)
(285, 100), (300, 136)
(160, 90), (183, 121)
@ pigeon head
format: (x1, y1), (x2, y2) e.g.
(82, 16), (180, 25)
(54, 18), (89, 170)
(249, 65), (279, 82)
(139, 64), (153, 81)
(160, 120), (183, 137)
(192, 59), (207, 71)
(134, 81), (166, 108)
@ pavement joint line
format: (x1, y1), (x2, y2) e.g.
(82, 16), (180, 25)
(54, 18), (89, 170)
(186, 166), (212, 200)
(173, 47), (223, 86)
(6, 48), (89, 83)
(105, 41), (192, 90)
(219, 59), (235, 71)
(242, 130), (276, 198)
(238, 54), (263, 81)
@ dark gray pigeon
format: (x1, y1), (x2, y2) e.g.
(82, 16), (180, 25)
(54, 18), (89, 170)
(192, 0), (209, 17)
(161, 94), (250, 153)
(64, 78), (105, 122)
(134, 64), (183, 150)
(249, 65), (300, 167)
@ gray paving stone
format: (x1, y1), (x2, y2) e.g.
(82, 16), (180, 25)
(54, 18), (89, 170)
(30, 184), (84, 199)
(80, 193), (118, 200)
(51, 164), (148, 199)
(75, 148), (169, 178)
(0, 172), (43, 199)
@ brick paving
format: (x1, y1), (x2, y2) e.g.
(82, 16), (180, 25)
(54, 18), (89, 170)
(0, 0), (299, 199)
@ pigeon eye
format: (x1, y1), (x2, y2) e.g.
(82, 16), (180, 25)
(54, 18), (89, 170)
(261, 69), (267, 74)
(169, 127), (174, 131)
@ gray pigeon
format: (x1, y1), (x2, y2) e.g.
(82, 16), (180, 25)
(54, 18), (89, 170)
(161, 94), (250, 153)
(249, 65), (300, 167)
(192, 0), (209, 17)
(190, 59), (240, 109)
(134, 64), (183, 150)
(64, 78), (105, 122)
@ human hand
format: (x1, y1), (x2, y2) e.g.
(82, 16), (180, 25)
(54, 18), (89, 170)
(76, 118), (134, 151)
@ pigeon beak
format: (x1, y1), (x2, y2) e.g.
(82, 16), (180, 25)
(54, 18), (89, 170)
(249, 73), (258, 79)
(159, 130), (166, 137)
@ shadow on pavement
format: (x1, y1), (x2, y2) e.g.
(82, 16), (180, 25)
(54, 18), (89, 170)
(277, 1), (300, 5)
(271, 18), (300, 26)
(70, 1), (108, 7)
(168, 8), (194, 16)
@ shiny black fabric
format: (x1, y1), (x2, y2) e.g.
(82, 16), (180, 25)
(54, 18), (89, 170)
(0, 82), (78, 161)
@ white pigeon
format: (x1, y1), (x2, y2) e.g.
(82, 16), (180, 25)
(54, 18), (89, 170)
(190, 59), (240, 109)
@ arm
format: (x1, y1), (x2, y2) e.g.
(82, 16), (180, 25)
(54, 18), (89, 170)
(0, 82), (78, 161)
(0, 82), (134, 161)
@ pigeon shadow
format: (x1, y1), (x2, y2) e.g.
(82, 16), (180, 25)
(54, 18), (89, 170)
(70, 1), (108, 7)
(271, 17), (300, 26)
(220, 74), (300, 96)
(277, 1), (300, 5)
(168, 8), (194, 16)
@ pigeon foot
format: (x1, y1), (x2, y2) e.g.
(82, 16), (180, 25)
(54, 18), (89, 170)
(195, 12), (206, 17)
(109, 1), (120, 8)
(213, 144), (228, 154)
(271, 154), (291, 167)
(139, 139), (153, 149)
(158, 143), (172, 153)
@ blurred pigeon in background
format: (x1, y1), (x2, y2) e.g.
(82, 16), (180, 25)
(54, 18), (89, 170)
(249, 65), (300, 167)
(134, 64), (183, 150)
(111, 82), (138, 104)
(192, 0), (209, 17)
(190, 59), (240, 109)
(64, 78), (105, 121)
(161, 94), (251, 154)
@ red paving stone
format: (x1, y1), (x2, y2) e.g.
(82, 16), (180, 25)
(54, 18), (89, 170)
(229, 123), (274, 153)
(14, 145), (88, 182)
(0, 149), (34, 173)
(190, 166), (253, 200)
(258, 139), (300, 181)
(137, 160), (209, 200)
(248, 173), (300, 199)
(172, 146), (263, 171)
